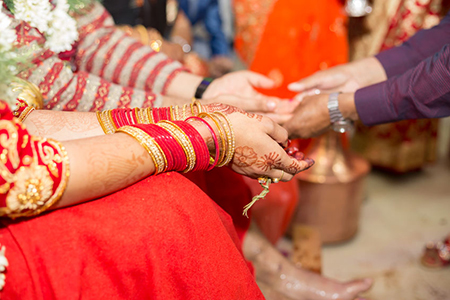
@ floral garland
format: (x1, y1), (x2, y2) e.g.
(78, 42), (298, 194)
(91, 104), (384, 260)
(0, 2), (20, 107)
(6, 0), (79, 53)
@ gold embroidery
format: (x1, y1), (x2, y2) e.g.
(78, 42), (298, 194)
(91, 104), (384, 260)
(0, 120), (20, 169)
(0, 119), (70, 218)
(0, 183), (10, 194)
(6, 165), (54, 213)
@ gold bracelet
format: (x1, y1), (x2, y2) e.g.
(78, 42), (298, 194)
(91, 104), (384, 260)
(157, 120), (196, 172)
(145, 108), (155, 124)
(96, 111), (116, 134)
(191, 98), (203, 115)
(198, 112), (227, 166)
(182, 103), (189, 120)
(173, 105), (180, 120)
(117, 126), (167, 174)
(212, 112), (235, 167)
(18, 106), (35, 123)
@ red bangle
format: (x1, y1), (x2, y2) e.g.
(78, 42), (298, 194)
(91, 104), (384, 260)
(173, 121), (210, 172)
(185, 116), (219, 170)
(132, 124), (187, 172)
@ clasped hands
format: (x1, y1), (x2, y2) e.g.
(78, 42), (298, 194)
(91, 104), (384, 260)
(206, 58), (386, 140)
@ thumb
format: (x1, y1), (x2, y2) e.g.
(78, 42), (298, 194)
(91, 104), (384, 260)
(243, 71), (275, 89)
(238, 97), (278, 113)
(288, 73), (322, 92)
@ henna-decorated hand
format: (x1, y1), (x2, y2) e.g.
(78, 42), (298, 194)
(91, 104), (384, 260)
(202, 103), (314, 181)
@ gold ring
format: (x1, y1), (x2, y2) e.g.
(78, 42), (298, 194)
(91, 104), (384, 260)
(272, 170), (284, 183)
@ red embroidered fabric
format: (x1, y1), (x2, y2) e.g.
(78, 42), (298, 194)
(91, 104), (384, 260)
(0, 101), (70, 218)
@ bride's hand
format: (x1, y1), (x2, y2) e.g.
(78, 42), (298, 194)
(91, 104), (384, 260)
(203, 104), (313, 181)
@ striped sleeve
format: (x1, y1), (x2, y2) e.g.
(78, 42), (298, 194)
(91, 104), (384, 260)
(74, 2), (188, 94)
(21, 56), (162, 111)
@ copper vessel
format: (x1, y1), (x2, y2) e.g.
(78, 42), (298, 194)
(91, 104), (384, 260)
(292, 129), (370, 244)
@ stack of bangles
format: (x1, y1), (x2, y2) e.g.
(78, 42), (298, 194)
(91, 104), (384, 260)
(97, 101), (236, 174)
(96, 100), (204, 135)
(13, 99), (35, 122)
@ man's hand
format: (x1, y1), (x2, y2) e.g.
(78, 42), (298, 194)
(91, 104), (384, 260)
(287, 57), (387, 100)
(283, 93), (358, 139)
(283, 94), (330, 139)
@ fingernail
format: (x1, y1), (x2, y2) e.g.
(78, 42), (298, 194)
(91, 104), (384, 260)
(288, 82), (303, 91)
(267, 101), (277, 111)
(294, 152), (304, 160)
(305, 158), (315, 169)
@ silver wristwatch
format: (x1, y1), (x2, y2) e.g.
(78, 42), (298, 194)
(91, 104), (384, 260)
(327, 92), (344, 123)
(328, 92), (352, 133)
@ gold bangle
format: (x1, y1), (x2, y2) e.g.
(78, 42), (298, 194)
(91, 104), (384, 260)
(182, 103), (189, 119)
(192, 98), (203, 115)
(198, 112), (227, 166)
(169, 106), (175, 120)
(96, 111), (108, 134)
(173, 105), (180, 120)
(212, 112), (235, 167)
(157, 120), (196, 172)
(18, 106), (35, 123)
(117, 126), (167, 174)
(97, 111), (116, 134)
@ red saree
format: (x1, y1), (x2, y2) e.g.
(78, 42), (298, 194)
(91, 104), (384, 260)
(1, 173), (263, 299)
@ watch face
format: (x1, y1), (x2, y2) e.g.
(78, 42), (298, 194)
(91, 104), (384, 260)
(332, 120), (353, 133)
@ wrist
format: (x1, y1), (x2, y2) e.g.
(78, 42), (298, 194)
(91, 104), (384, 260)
(166, 72), (203, 99)
(338, 93), (359, 121)
(194, 77), (214, 99)
(352, 57), (387, 88)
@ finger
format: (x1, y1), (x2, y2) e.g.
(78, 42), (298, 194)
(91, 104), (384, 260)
(263, 113), (293, 125)
(262, 118), (289, 147)
(275, 100), (298, 114)
(266, 169), (294, 182)
(238, 97), (278, 113)
(243, 71), (276, 89)
(288, 73), (322, 92)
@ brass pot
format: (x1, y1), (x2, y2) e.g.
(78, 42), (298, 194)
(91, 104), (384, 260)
(292, 130), (370, 244)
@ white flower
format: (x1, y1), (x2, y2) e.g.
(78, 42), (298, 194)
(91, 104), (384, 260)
(45, 0), (78, 53)
(12, 0), (78, 53)
(0, 245), (8, 291)
(0, 4), (17, 52)
(13, 0), (52, 33)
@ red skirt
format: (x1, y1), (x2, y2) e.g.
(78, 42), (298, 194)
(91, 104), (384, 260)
(0, 172), (264, 299)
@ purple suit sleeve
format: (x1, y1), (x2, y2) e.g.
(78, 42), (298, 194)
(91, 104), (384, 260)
(376, 11), (450, 77)
(355, 44), (450, 126)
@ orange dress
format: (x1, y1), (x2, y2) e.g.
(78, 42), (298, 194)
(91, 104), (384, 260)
(234, 0), (348, 243)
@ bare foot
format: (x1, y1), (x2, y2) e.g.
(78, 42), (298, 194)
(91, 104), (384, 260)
(257, 281), (297, 300)
(244, 227), (372, 300)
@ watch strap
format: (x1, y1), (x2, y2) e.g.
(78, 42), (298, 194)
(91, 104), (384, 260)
(194, 77), (214, 99)
(327, 92), (344, 123)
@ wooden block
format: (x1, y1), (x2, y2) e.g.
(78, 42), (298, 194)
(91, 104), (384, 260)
(291, 225), (322, 274)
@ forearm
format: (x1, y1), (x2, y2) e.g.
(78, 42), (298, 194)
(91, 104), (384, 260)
(348, 57), (387, 88)
(355, 44), (450, 125)
(165, 71), (203, 99)
(24, 111), (104, 140)
(24, 97), (199, 141)
(54, 133), (155, 209)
